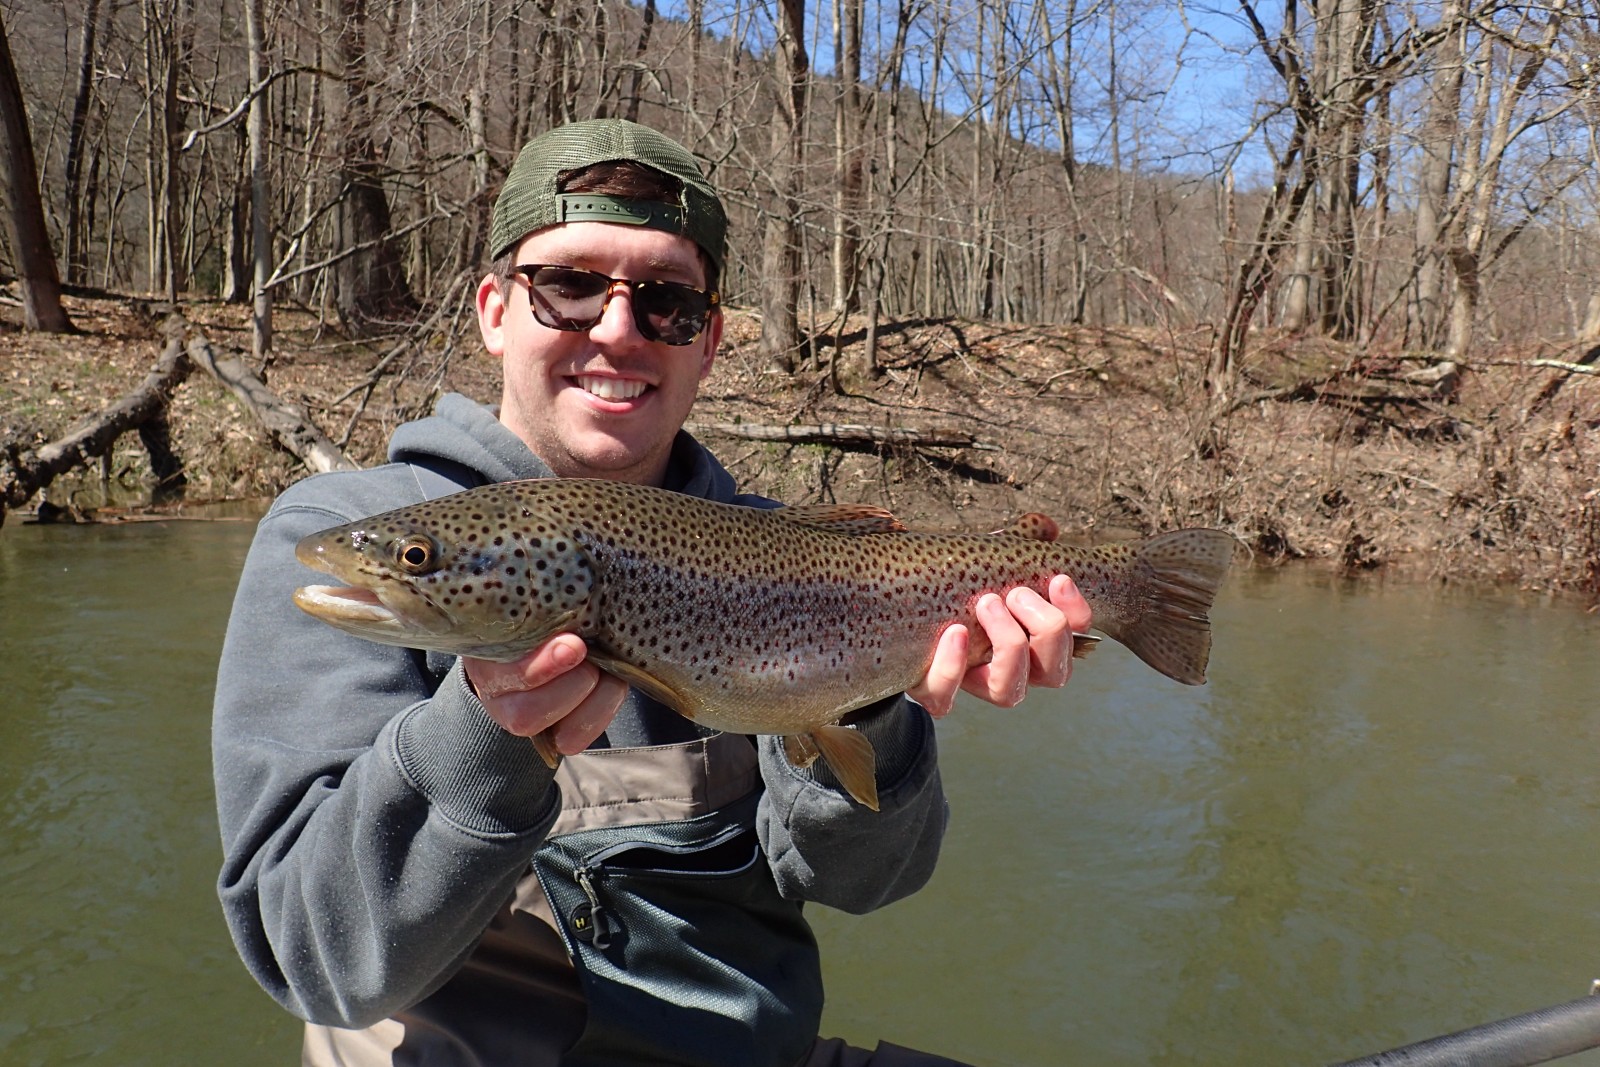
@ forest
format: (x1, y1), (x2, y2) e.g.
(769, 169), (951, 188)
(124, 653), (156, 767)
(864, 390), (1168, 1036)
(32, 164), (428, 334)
(1, 0), (1598, 595)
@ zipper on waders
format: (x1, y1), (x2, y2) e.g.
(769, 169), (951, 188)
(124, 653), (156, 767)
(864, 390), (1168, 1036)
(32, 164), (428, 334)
(570, 864), (610, 949)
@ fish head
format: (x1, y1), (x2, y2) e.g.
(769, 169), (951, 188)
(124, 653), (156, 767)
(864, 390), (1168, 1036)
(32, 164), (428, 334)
(292, 496), (596, 662)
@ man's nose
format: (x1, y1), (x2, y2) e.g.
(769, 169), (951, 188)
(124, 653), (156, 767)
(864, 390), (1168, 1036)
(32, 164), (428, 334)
(589, 279), (644, 342)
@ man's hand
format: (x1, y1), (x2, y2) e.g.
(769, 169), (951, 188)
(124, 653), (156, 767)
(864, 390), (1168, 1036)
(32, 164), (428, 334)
(907, 575), (1091, 718)
(463, 635), (628, 756)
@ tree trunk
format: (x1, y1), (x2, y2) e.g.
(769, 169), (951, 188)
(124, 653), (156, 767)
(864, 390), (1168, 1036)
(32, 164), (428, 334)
(0, 13), (73, 332)
(759, 0), (809, 372)
(1444, 8), (1561, 361)
(1412, 3), (1464, 348)
(829, 0), (863, 313)
(62, 0), (102, 287)
(244, 0), (272, 363)
(0, 332), (191, 524)
(333, 0), (416, 332)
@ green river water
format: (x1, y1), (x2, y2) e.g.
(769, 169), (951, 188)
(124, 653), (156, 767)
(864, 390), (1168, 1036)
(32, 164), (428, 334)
(1, 516), (1596, 1066)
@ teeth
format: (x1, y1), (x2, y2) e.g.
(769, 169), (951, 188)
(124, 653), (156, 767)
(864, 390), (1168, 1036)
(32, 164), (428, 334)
(577, 376), (647, 401)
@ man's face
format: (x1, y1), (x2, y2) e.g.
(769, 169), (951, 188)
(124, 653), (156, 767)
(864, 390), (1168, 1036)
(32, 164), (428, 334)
(477, 222), (721, 486)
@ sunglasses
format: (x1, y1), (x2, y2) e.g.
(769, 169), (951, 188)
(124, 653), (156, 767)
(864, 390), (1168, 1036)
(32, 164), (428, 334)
(513, 265), (719, 346)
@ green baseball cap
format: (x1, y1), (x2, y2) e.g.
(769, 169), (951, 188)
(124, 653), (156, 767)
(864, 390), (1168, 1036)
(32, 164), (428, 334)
(490, 119), (727, 275)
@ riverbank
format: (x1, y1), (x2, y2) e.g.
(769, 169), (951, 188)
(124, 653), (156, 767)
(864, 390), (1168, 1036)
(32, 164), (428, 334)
(4, 292), (1597, 601)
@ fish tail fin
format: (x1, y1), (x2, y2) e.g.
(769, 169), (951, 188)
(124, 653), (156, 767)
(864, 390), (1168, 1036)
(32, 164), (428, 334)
(1095, 529), (1236, 686)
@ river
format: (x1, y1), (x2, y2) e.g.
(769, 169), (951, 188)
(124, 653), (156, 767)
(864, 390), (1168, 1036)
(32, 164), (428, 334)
(1, 516), (1596, 1066)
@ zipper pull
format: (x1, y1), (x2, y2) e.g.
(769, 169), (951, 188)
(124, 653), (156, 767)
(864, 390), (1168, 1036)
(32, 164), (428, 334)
(570, 865), (610, 949)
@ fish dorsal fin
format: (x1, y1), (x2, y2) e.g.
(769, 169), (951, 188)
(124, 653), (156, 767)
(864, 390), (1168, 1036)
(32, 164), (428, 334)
(994, 512), (1060, 542)
(775, 503), (906, 536)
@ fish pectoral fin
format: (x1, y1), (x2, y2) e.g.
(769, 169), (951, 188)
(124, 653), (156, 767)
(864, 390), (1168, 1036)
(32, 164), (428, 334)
(783, 733), (822, 769)
(587, 655), (696, 719)
(774, 503), (906, 536)
(1071, 632), (1101, 659)
(811, 725), (880, 812)
(530, 731), (563, 770)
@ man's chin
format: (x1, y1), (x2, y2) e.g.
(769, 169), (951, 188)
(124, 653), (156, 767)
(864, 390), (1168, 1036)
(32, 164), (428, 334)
(552, 435), (673, 484)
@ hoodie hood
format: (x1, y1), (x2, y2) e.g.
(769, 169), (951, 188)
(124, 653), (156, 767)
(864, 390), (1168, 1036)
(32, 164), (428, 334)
(388, 393), (551, 485)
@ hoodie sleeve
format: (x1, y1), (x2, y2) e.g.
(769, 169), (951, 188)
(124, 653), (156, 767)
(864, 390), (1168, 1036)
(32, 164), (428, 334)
(754, 697), (949, 914)
(212, 472), (560, 1027)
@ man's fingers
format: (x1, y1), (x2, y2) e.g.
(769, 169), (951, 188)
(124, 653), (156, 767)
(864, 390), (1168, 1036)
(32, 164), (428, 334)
(908, 623), (969, 718)
(547, 671), (629, 754)
(481, 663), (603, 736)
(967, 592), (1029, 706)
(1006, 584), (1072, 688)
(1048, 574), (1092, 633)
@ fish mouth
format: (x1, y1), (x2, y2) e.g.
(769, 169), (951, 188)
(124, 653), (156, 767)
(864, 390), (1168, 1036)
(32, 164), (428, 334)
(293, 534), (452, 636)
(293, 583), (396, 626)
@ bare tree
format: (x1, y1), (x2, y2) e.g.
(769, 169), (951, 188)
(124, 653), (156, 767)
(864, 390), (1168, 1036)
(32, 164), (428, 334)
(759, 0), (810, 371)
(62, 0), (103, 287)
(0, 11), (73, 332)
(830, 0), (865, 313)
(1409, 0), (1465, 348)
(1440, 4), (1582, 360)
(244, 0), (272, 362)
(332, 0), (416, 331)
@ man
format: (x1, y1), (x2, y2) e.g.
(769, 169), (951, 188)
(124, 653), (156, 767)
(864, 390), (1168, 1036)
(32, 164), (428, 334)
(214, 119), (1090, 1066)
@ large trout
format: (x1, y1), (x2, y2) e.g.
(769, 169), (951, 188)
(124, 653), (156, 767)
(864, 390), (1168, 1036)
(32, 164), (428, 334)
(293, 478), (1235, 809)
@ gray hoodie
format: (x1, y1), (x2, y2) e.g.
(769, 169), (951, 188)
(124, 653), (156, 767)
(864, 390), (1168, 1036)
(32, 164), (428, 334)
(212, 393), (948, 1047)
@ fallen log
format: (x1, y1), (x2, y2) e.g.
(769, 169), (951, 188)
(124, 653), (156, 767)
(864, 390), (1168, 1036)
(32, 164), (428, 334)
(686, 421), (997, 452)
(0, 333), (193, 527)
(185, 331), (359, 475)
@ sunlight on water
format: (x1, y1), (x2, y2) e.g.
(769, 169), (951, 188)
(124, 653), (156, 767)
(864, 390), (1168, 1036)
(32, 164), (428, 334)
(2, 521), (1596, 1066)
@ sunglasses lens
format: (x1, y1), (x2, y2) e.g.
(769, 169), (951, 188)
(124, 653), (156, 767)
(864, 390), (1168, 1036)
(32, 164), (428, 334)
(633, 282), (711, 346)
(526, 267), (611, 330)
(520, 267), (714, 345)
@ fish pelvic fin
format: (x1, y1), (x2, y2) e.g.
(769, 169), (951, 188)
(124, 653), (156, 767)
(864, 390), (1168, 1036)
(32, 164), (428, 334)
(804, 725), (880, 811)
(530, 731), (563, 770)
(1098, 529), (1237, 686)
(783, 733), (822, 769)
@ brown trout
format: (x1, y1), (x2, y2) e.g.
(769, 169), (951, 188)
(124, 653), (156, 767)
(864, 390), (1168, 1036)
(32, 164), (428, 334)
(293, 479), (1235, 810)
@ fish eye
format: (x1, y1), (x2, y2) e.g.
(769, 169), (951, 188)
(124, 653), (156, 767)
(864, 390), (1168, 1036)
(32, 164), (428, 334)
(394, 534), (438, 573)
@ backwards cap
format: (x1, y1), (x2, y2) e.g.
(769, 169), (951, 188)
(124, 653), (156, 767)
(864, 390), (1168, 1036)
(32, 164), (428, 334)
(490, 119), (727, 274)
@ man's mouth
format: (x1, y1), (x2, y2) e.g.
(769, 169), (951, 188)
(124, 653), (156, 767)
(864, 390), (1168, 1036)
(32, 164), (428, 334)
(574, 375), (649, 401)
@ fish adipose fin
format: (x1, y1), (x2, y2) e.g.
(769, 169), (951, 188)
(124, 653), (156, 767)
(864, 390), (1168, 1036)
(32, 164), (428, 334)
(808, 725), (880, 812)
(775, 503), (906, 536)
(1099, 529), (1236, 686)
(996, 512), (1061, 542)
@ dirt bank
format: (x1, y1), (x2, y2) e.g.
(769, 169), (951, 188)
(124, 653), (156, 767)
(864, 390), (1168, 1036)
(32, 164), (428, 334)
(4, 293), (1598, 602)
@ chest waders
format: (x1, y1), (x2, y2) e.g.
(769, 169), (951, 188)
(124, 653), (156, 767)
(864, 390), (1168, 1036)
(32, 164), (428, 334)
(304, 735), (824, 1067)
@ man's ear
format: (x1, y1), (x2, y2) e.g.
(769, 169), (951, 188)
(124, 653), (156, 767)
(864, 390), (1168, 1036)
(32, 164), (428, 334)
(698, 312), (724, 380)
(477, 273), (508, 357)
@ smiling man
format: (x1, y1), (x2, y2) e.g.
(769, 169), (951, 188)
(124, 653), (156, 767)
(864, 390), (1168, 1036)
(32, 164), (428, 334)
(213, 119), (1089, 1067)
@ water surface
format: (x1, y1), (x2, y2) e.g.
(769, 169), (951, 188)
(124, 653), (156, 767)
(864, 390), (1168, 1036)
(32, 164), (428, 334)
(1, 521), (1595, 1065)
